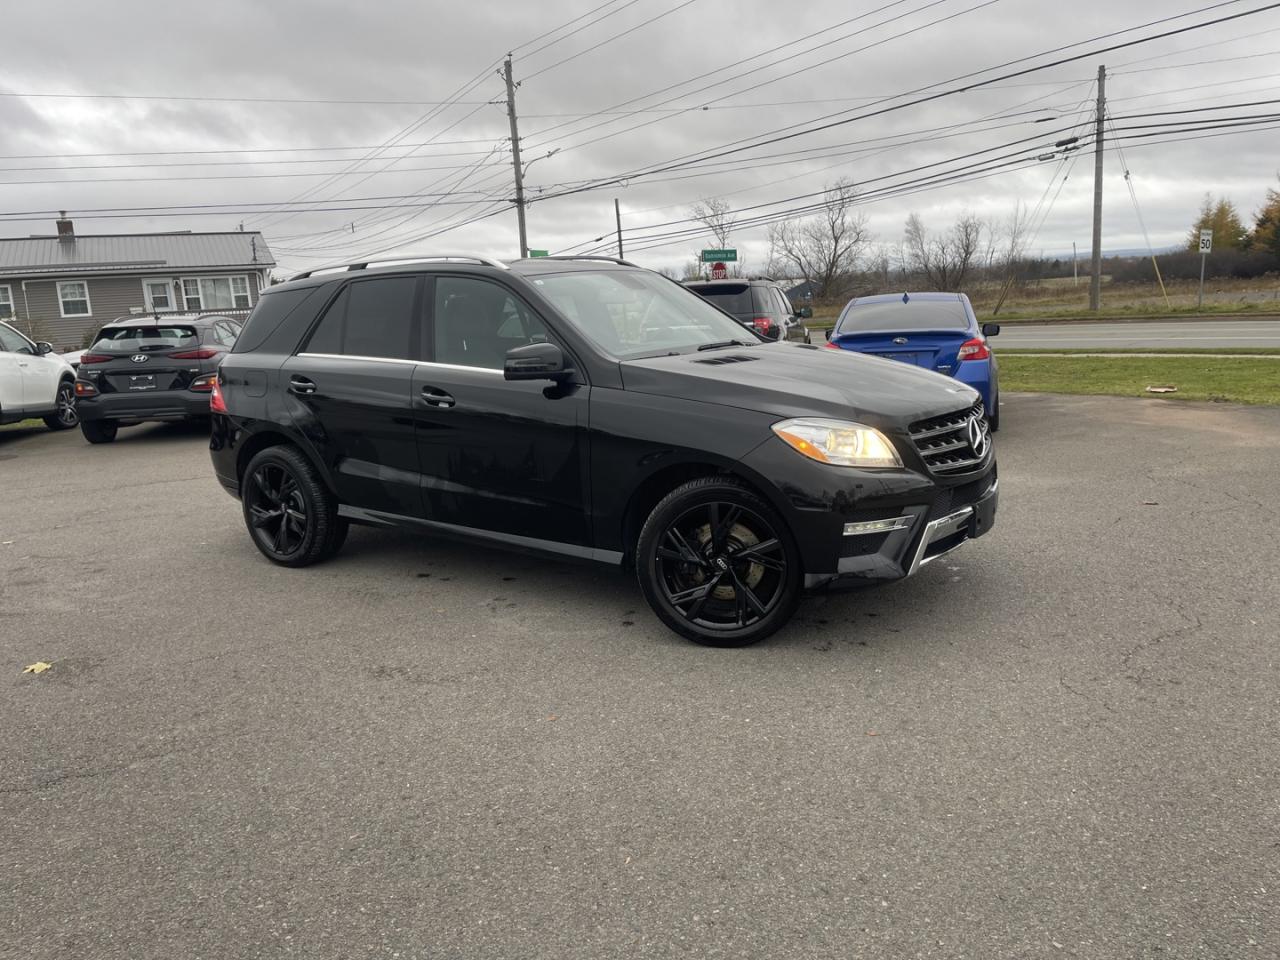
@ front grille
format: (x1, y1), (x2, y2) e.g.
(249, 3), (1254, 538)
(909, 401), (987, 475)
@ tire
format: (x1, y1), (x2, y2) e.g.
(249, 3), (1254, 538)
(988, 388), (1000, 433)
(44, 381), (78, 430)
(636, 477), (802, 647)
(80, 419), (118, 444)
(240, 445), (344, 567)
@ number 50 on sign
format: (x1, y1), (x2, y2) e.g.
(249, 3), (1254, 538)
(1199, 229), (1213, 253)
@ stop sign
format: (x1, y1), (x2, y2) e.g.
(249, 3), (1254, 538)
(710, 261), (728, 279)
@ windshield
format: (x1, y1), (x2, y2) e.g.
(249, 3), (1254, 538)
(532, 270), (758, 358)
(91, 325), (199, 351)
(836, 299), (970, 334)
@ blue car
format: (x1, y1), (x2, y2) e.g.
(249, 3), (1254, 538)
(825, 292), (1001, 430)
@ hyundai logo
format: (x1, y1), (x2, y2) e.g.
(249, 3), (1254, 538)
(130, 354), (149, 363)
(967, 415), (990, 458)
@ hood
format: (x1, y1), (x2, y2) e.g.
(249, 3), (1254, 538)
(620, 342), (979, 429)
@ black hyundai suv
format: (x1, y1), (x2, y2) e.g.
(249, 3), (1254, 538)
(75, 314), (242, 443)
(684, 278), (812, 343)
(210, 255), (997, 646)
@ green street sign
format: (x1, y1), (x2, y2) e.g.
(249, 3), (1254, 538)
(700, 248), (737, 263)
(528, 249), (549, 258)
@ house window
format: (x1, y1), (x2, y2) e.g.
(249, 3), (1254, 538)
(0, 285), (12, 319)
(58, 281), (92, 317)
(182, 275), (252, 311)
(143, 279), (175, 312)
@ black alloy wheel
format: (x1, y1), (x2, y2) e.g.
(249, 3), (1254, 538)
(637, 478), (802, 647)
(241, 446), (345, 567)
(44, 382), (78, 430)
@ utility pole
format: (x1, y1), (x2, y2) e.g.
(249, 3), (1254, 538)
(614, 199), (624, 259)
(1072, 241), (1078, 286)
(1089, 64), (1106, 312)
(503, 56), (528, 259)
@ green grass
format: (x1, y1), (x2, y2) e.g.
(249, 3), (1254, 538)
(0, 418), (44, 432)
(996, 347), (1280, 356)
(999, 356), (1280, 405)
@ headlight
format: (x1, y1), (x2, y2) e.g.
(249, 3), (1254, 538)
(771, 418), (902, 468)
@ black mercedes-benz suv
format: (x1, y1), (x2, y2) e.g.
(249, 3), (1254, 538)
(210, 254), (997, 646)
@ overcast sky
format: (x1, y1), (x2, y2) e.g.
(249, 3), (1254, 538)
(2, 0), (1278, 276)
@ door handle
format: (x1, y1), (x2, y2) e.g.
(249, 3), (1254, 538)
(289, 375), (317, 395)
(420, 386), (455, 408)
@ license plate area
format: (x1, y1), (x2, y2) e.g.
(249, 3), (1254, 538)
(127, 374), (157, 391)
(873, 352), (921, 365)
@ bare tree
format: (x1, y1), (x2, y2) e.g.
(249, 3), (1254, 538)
(900, 211), (984, 291)
(990, 202), (1033, 314)
(766, 178), (870, 298)
(690, 197), (736, 249)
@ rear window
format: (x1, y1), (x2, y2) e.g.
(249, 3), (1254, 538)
(91, 325), (198, 350)
(687, 283), (754, 315)
(836, 299), (970, 333)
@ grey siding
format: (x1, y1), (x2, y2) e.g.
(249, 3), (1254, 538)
(3, 271), (266, 349)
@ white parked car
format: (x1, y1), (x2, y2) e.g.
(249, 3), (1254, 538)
(0, 319), (79, 431)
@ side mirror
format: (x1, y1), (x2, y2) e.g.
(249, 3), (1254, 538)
(37, 341), (54, 355)
(823, 327), (833, 342)
(799, 306), (813, 319)
(504, 341), (573, 382)
(764, 324), (782, 341)
(981, 323), (1000, 337)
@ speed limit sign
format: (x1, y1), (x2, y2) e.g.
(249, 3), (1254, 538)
(1199, 229), (1213, 253)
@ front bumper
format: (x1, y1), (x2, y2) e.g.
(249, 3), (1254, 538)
(77, 389), (212, 423)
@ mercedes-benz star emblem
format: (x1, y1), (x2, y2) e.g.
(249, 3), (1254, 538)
(967, 414), (990, 458)
(130, 354), (149, 363)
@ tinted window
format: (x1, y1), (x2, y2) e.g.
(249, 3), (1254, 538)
(433, 277), (549, 369)
(305, 277), (418, 360)
(0, 322), (32, 353)
(686, 283), (752, 315)
(209, 320), (239, 347)
(91, 325), (198, 351)
(234, 287), (319, 354)
(776, 288), (796, 316)
(836, 299), (970, 333)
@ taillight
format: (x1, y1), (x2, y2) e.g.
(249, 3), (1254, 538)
(169, 348), (219, 360)
(957, 338), (990, 361)
(750, 317), (774, 335)
(209, 378), (228, 414)
(78, 353), (113, 364)
(190, 373), (217, 393)
(74, 380), (98, 397)
(823, 339), (842, 350)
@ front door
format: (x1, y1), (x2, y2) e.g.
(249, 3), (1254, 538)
(413, 275), (590, 550)
(0, 323), (30, 412)
(286, 274), (424, 517)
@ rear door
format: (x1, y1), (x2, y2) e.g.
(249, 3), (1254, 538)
(412, 274), (591, 548)
(286, 274), (425, 518)
(0, 322), (30, 411)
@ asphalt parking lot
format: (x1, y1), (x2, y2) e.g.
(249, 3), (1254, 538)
(3, 395), (1277, 960)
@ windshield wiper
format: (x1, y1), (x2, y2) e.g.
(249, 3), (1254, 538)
(696, 339), (752, 352)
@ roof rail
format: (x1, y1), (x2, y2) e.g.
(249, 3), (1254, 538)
(527, 255), (640, 267)
(290, 253), (507, 281)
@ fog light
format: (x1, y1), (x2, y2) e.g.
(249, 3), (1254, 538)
(843, 516), (912, 536)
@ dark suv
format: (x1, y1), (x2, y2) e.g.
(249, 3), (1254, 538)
(75, 314), (242, 443)
(684, 278), (811, 343)
(211, 255), (997, 646)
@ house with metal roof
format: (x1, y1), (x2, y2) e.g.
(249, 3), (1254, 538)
(0, 216), (275, 349)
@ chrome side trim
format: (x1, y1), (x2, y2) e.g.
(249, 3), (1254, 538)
(413, 361), (504, 376)
(297, 352), (418, 367)
(907, 506), (974, 577)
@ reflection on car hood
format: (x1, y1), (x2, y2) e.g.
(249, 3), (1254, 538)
(620, 341), (978, 427)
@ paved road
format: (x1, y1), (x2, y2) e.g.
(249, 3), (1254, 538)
(3, 400), (1278, 959)
(995, 318), (1280, 349)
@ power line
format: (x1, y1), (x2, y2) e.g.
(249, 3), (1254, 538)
(524, 0), (704, 80)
